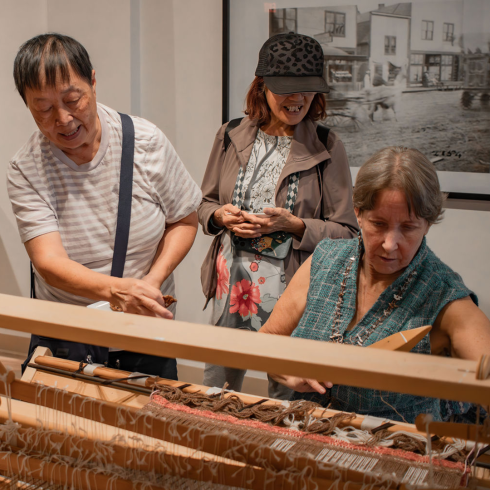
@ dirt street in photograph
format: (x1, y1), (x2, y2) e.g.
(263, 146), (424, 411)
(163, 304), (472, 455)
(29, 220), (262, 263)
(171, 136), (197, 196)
(331, 90), (490, 173)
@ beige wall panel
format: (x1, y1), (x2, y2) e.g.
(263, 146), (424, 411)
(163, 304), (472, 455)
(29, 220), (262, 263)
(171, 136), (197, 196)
(140, 0), (177, 144)
(46, 0), (132, 114)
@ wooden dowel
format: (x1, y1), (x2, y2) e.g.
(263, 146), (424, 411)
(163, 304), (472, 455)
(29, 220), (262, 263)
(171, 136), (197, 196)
(368, 325), (432, 352)
(416, 414), (490, 444)
(33, 355), (160, 387)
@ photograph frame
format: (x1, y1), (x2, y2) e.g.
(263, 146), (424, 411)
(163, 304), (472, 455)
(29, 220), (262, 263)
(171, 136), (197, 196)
(222, 0), (490, 201)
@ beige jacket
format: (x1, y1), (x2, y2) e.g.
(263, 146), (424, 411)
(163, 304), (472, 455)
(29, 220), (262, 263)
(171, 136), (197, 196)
(198, 116), (359, 306)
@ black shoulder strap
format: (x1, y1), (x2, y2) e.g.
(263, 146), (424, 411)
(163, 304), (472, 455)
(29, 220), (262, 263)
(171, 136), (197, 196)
(30, 113), (135, 296)
(111, 113), (135, 278)
(315, 125), (330, 222)
(316, 124), (330, 151)
(224, 117), (244, 151)
(30, 262), (36, 298)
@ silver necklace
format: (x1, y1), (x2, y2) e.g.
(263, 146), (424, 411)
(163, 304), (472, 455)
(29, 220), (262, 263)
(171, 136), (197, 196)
(330, 250), (417, 347)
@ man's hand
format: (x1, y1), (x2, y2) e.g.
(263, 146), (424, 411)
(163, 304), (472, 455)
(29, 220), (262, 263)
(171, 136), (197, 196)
(110, 278), (173, 319)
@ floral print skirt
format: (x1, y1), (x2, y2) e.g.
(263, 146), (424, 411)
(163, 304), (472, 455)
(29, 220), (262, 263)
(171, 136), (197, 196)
(211, 232), (286, 331)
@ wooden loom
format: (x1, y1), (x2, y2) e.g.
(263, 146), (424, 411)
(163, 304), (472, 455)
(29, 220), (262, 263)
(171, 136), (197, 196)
(0, 293), (489, 489)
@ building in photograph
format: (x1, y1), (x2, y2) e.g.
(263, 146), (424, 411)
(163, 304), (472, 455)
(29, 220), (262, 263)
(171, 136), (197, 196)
(356, 2), (464, 87)
(357, 3), (411, 85)
(410, 0), (464, 86)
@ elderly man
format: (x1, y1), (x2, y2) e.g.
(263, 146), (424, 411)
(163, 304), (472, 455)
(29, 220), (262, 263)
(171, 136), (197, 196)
(7, 33), (201, 378)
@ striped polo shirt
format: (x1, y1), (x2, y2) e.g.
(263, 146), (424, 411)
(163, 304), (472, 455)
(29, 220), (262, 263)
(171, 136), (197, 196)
(7, 103), (201, 306)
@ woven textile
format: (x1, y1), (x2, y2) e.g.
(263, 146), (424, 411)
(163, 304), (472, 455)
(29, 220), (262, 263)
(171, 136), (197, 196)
(291, 236), (477, 423)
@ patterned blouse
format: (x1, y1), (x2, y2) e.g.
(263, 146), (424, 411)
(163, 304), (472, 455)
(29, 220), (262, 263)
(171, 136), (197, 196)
(211, 129), (292, 331)
(291, 236), (477, 423)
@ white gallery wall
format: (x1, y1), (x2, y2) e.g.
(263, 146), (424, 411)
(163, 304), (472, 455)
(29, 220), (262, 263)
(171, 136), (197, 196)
(0, 0), (488, 363)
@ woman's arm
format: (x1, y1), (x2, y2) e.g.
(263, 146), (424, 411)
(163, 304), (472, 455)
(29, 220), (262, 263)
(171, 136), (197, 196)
(261, 254), (333, 394)
(198, 126), (227, 235)
(431, 296), (490, 360)
(25, 232), (172, 318)
(259, 255), (312, 336)
(198, 124), (250, 236)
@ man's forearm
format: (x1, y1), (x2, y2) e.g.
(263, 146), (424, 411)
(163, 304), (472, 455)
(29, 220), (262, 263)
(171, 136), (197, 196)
(36, 256), (121, 302)
(144, 212), (198, 289)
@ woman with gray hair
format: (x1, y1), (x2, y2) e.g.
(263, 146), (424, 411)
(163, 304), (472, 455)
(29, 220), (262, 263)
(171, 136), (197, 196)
(260, 146), (490, 423)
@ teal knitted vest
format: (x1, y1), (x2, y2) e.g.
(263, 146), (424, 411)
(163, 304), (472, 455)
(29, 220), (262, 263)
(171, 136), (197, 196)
(291, 236), (477, 423)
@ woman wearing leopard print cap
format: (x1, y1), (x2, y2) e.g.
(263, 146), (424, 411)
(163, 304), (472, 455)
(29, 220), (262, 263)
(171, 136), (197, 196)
(198, 32), (359, 398)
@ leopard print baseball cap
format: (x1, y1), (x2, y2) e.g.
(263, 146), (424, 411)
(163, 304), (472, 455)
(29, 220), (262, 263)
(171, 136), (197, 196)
(255, 32), (329, 94)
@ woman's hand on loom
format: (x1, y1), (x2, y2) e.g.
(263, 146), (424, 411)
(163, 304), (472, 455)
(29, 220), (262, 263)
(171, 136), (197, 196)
(242, 208), (305, 238)
(110, 278), (173, 319)
(270, 373), (333, 394)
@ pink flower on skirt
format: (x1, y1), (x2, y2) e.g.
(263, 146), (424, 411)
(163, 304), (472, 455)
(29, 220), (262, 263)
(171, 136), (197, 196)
(229, 279), (261, 317)
(250, 262), (259, 272)
(216, 251), (229, 300)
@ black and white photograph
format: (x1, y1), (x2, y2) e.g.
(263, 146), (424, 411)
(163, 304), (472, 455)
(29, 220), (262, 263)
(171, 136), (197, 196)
(227, 0), (490, 196)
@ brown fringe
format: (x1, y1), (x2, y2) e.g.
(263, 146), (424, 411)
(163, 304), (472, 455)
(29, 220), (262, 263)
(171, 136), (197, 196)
(153, 385), (467, 462)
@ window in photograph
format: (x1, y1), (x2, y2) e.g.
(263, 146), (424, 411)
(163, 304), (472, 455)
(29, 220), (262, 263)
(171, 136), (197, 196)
(422, 20), (434, 40)
(410, 53), (424, 82)
(328, 60), (353, 83)
(325, 11), (346, 37)
(441, 55), (454, 80)
(443, 23), (454, 42)
(269, 8), (297, 36)
(385, 36), (396, 55)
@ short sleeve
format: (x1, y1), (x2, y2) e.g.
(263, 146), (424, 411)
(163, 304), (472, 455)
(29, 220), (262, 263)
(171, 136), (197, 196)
(144, 128), (202, 224)
(7, 160), (59, 243)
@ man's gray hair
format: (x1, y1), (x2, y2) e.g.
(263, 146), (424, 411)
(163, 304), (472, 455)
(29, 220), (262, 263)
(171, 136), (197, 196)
(353, 146), (446, 224)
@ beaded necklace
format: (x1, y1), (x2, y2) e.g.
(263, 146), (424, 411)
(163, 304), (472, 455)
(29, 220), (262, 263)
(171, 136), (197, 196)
(330, 237), (418, 347)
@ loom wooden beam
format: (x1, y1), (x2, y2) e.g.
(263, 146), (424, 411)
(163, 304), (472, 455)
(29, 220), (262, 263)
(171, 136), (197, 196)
(416, 414), (490, 445)
(1, 293), (489, 405)
(0, 450), (167, 490)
